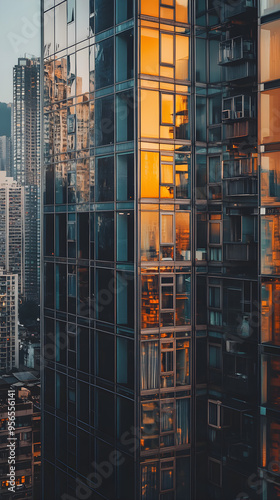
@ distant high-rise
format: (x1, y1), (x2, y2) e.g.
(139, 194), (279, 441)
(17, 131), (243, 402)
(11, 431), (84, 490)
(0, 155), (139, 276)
(13, 57), (40, 301)
(0, 103), (11, 138)
(41, 1), (280, 500)
(0, 269), (18, 372)
(0, 171), (24, 295)
(0, 136), (12, 177)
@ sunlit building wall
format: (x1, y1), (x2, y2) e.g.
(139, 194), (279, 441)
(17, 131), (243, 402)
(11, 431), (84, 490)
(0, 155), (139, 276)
(259, 0), (280, 497)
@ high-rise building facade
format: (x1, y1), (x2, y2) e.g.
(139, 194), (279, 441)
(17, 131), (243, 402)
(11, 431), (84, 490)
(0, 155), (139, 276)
(0, 171), (24, 295)
(41, 1), (280, 499)
(0, 378), (41, 499)
(0, 269), (18, 372)
(13, 57), (40, 301)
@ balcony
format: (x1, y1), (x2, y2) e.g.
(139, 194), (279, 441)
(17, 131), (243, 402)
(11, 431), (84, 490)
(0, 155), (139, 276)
(223, 157), (257, 179)
(222, 95), (254, 122)
(225, 120), (256, 141)
(223, 0), (257, 20)
(222, 95), (256, 140)
(225, 177), (257, 197)
(219, 37), (254, 65)
(225, 242), (257, 262)
(225, 61), (256, 82)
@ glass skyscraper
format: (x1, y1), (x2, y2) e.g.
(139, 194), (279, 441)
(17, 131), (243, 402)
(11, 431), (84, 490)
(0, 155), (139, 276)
(41, 0), (280, 499)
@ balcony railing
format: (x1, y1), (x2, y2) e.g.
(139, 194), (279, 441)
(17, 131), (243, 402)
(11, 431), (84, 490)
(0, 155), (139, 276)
(223, 0), (257, 19)
(225, 177), (257, 196)
(224, 120), (256, 140)
(222, 95), (254, 121)
(223, 157), (257, 178)
(225, 242), (257, 262)
(225, 62), (256, 82)
(219, 37), (254, 65)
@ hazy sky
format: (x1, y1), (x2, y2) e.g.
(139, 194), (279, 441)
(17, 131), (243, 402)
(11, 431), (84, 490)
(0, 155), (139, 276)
(0, 0), (40, 102)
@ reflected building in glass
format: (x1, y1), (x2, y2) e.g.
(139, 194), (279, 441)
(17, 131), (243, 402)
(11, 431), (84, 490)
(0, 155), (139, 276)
(41, 0), (279, 499)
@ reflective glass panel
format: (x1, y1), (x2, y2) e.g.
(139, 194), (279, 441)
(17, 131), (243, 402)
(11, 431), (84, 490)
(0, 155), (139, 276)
(175, 153), (191, 199)
(76, 48), (89, 96)
(141, 151), (159, 198)
(96, 156), (114, 202)
(76, 0), (89, 42)
(260, 0), (280, 16)
(97, 212), (114, 261)
(95, 38), (114, 90)
(55, 3), (67, 52)
(261, 215), (280, 275)
(141, 29), (159, 76)
(176, 0), (188, 23)
(176, 212), (190, 260)
(95, 0), (114, 33)
(142, 274), (159, 328)
(261, 153), (280, 205)
(161, 34), (174, 65)
(141, 90), (159, 138)
(141, 0), (159, 17)
(176, 274), (191, 325)
(260, 89), (280, 144)
(161, 94), (174, 125)
(262, 280), (280, 345)
(261, 21), (280, 82)
(176, 35), (189, 80)
(95, 95), (114, 146)
(141, 341), (159, 389)
(176, 95), (190, 140)
(141, 211), (159, 261)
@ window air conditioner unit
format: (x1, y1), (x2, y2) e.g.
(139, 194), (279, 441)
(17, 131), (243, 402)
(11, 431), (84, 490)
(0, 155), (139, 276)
(222, 109), (232, 120)
(226, 340), (237, 353)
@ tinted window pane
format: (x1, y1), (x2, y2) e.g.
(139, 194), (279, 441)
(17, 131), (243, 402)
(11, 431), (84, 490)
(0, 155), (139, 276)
(97, 332), (114, 382)
(96, 268), (115, 323)
(95, 95), (114, 146)
(96, 156), (114, 201)
(95, 38), (114, 90)
(97, 212), (114, 261)
(95, 0), (114, 33)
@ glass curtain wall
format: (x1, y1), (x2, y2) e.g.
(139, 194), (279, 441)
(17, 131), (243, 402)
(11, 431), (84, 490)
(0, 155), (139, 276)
(259, 3), (280, 497)
(43, 1), (136, 499)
